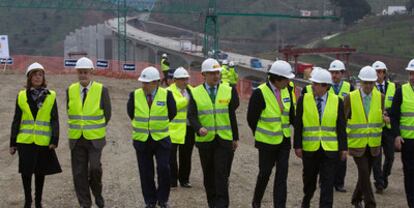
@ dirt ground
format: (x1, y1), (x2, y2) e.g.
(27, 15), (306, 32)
(0, 73), (408, 207)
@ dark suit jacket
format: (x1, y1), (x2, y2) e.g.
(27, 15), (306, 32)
(188, 83), (239, 149)
(294, 93), (347, 158)
(66, 83), (111, 150)
(246, 82), (295, 150)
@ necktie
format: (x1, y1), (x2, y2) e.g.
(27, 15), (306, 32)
(82, 88), (88, 105)
(363, 95), (371, 117)
(378, 84), (384, 94)
(209, 87), (216, 103)
(317, 97), (323, 122)
(333, 84), (339, 95)
(275, 88), (283, 111)
(147, 94), (153, 107)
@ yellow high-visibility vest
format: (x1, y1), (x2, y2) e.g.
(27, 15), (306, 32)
(192, 84), (232, 142)
(167, 83), (192, 144)
(132, 88), (169, 141)
(302, 93), (339, 151)
(347, 89), (383, 148)
(255, 83), (291, 145)
(400, 83), (414, 139)
(68, 82), (106, 140)
(17, 90), (56, 146)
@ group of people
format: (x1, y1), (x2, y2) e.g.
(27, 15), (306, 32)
(8, 55), (414, 208)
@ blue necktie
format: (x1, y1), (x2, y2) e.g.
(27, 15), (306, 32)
(317, 97), (323, 123)
(333, 84), (339, 95)
(378, 84), (384, 94)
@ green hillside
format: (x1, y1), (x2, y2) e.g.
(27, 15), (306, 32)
(320, 15), (414, 59)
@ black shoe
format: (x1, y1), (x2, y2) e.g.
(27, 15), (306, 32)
(35, 202), (42, 208)
(145, 204), (156, 208)
(376, 185), (384, 194)
(95, 195), (105, 208)
(170, 183), (178, 188)
(158, 202), (170, 208)
(252, 202), (261, 208)
(335, 186), (347, 192)
(180, 182), (192, 188)
(352, 201), (363, 208)
(24, 201), (32, 208)
(384, 178), (389, 189)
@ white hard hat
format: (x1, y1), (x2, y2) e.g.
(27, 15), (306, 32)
(173, 67), (190, 78)
(138, 66), (160, 82)
(328, 60), (346, 71)
(309, 69), (332, 84)
(229, 61), (235, 67)
(222, 60), (229, 65)
(406, 59), (414, 71)
(201, 58), (222, 73)
(372, 61), (387, 71)
(162, 53), (168, 58)
(310, 67), (323, 78)
(75, 57), (94, 69)
(268, 60), (295, 79)
(358, 66), (378, 82)
(26, 62), (45, 76)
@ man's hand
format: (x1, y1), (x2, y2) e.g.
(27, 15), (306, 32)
(199, 127), (208, 136)
(9, 147), (17, 155)
(232, 141), (238, 151)
(340, 151), (348, 161)
(295, 148), (303, 158)
(49, 144), (57, 150)
(395, 136), (404, 151)
(383, 111), (390, 124)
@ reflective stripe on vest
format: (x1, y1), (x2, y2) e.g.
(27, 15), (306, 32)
(302, 93), (339, 152)
(192, 84), (232, 142)
(168, 83), (192, 144)
(401, 83), (414, 139)
(254, 83), (291, 145)
(347, 89), (383, 148)
(132, 88), (169, 141)
(329, 81), (351, 99)
(67, 82), (106, 140)
(16, 90), (56, 146)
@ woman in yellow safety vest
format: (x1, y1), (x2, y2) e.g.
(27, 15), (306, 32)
(9, 62), (61, 208)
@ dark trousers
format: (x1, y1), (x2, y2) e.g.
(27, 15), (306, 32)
(134, 138), (171, 205)
(198, 140), (234, 208)
(402, 139), (414, 208)
(21, 174), (45, 207)
(352, 151), (377, 208)
(252, 147), (290, 208)
(71, 138), (104, 208)
(302, 149), (337, 208)
(170, 126), (195, 186)
(373, 128), (395, 189)
(334, 159), (347, 188)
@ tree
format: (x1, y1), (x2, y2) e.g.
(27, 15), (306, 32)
(330, 0), (371, 25)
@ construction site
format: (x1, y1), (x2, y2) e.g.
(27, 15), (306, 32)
(1, 0), (414, 207)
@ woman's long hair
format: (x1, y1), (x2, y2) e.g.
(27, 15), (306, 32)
(25, 70), (47, 90)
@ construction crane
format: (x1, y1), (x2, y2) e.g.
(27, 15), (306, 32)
(0, 0), (339, 63)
